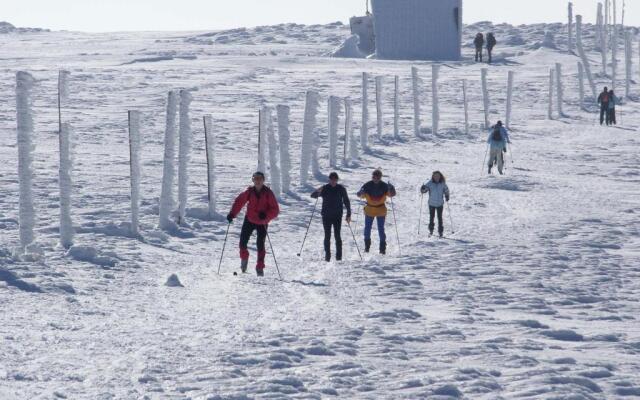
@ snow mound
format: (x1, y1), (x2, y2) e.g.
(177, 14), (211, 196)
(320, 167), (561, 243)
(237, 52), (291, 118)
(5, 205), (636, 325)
(331, 35), (366, 58)
(165, 274), (184, 287)
(66, 245), (119, 268)
(0, 21), (49, 34)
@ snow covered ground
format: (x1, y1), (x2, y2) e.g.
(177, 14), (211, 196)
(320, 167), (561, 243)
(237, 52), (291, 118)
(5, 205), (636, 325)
(1, 21), (640, 399)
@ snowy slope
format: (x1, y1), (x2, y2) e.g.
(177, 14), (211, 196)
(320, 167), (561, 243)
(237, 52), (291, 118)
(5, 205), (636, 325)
(1, 21), (640, 399)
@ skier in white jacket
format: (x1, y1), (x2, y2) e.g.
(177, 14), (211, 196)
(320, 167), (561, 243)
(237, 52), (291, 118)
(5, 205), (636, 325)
(420, 171), (450, 237)
(487, 121), (511, 175)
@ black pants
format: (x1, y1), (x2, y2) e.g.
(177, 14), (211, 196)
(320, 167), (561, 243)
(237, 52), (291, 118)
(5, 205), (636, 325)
(429, 206), (444, 235)
(322, 215), (342, 261)
(487, 47), (494, 63)
(475, 48), (483, 62)
(600, 104), (609, 125)
(239, 218), (267, 268)
(607, 108), (616, 125)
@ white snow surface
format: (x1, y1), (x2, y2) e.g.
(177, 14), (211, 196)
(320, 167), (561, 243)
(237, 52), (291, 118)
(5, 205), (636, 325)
(1, 21), (640, 399)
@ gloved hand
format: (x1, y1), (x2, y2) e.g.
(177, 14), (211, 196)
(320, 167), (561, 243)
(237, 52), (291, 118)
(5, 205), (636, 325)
(226, 213), (234, 223)
(446, 196), (450, 202)
(503, 147), (508, 153)
(420, 185), (427, 194)
(346, 215), (352, 224)
(258, 212), (267, 220)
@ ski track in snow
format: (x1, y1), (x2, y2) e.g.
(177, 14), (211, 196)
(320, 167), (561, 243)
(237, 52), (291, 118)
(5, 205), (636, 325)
(1, 22), (640, 399)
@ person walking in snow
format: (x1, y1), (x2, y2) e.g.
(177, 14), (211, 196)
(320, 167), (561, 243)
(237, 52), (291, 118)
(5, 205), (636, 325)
(357, 169), (396, 255)
(597, 86), (610, 126)
(487, 121), (511, 175)
(420, 171), (450, 238)
(227, 172), (280, 276)
(606, 89), (621, 126)
(486, 33), (497, 63)
(311, 172), (352, 262)
(474, 33), (485, 62)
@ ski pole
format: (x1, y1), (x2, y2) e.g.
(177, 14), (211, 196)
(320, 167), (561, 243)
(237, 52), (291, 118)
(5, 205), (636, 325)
(216, 222), (231, 275)
(417, 193), (424, 235)
(389, 193), (401, 255)
(481, 144), (489, 177)
(347, 222), (363, 261)
(446, 202), (455, 235)
(297, 198), (319, 257)
(266, 230), (283, 281)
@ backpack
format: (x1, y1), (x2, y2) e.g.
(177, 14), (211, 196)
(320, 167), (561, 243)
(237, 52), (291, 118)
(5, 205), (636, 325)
(492, 126), (502, 141)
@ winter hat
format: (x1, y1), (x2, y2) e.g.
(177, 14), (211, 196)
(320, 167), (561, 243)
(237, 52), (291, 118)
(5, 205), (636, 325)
(253, 171), (265, 179)
(329, 172), (339, 180)
(372, 169), (383, 178)
(496, 120), (503, 126)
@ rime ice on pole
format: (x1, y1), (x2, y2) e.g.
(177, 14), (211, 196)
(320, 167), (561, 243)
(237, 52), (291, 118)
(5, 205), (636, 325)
(264, 106), (281, 197)
(203, 115), (216, 217)
(58, 70), (74, 249)
(360, 72), (369, 150)
(16, 71), (36, 251)
(375, 76), (383, 138)
(128, 110), (142, 237)
(481, 68), (490, 130)
(328, 96), (341, 168)
(277, 105), (291, 194)
(159, 91), (178, 230)
(431, 65), (440, 136)
(178, 90), (192, 225)
(411, 67), (421, 137)
(300, 90), (319, 186)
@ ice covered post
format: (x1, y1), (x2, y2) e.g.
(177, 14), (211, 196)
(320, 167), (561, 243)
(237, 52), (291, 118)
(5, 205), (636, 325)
(624, 30), (632, 99)
(58, 70), (74, 248)
(16, 72), (36, 250)
(393, 75), (400, 140)
(328, 96), (341, 168)
(345, 98), (358, 166)
(548, 68), (555, 119)
(375, 76), (383, 138)
(555, 63), (564, 117)
(159, 91), (178, 230)
(506, 71), (514, 129)
(578, 62), (585, 110)
(411, 67), (421, 137)
(576, 15), (597, 99)
(611, 21), (618, 91)
(128, 110), (142, 236)
(177, 90), (192, 225)
(361, 72), (369, 150)
(462, 80), (469, 135)
(276, 105), (291, 193)
(598, 3), (607, 76)
(263, 107), (281, 197)
(258, 108), (267, 174)
(203, 115), (216, 217)
(481, 68), (490, 129)
(300, 90), (319, 186)
(568, 2), (574, 54)
(431, 65), (440, 136)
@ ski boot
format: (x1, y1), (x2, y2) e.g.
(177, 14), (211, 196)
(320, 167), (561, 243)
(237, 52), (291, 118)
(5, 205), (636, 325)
(364, 239), (371, 253)
(380, 241), (386, 255)
(256, 268), (264, 277)
(325, 252), (331, 262)
(240, 259), (248, 273)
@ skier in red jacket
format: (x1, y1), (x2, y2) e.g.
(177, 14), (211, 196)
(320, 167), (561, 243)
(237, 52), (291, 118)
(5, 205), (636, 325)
(227, 172), (280, 276)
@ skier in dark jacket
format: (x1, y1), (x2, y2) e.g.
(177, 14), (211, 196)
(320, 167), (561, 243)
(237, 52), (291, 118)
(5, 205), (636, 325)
(606, 89), (621, 125)
(227, 172), (280, 276)
(357, 169), (396, 255)
(486, 33), (497, 63)
(474, 33), (485, 62)
(311, 172), (352, 262)
(597, 87), (610, 125)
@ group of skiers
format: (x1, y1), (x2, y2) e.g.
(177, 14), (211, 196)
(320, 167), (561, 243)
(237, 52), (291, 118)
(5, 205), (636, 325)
(224, 120), (517, 276)
(597, 86), (621, 126)
(474, 32), (497, 63)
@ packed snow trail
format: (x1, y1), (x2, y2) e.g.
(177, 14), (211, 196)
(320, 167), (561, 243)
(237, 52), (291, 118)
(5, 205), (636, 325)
(0, 22), (639, 399)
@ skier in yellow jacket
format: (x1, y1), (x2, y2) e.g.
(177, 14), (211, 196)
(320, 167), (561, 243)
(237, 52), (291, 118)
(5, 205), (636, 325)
(357, 169), (396, 254)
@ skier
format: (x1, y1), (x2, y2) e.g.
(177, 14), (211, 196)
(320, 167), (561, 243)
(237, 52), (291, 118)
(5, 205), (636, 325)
(420, 171), (450, 238)
(607, 89), (621, 126)
(487, 121), (511, 175)
(226, 172), (280, 276)
(474, 33), (485, 62)
(357, 169), (396, 255)
(486, 33), (497, 63)
(311, 172), (352, 262)
(597, 86), (610, 125)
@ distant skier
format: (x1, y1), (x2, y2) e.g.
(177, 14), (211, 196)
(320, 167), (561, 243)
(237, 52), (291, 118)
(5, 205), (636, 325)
(474, 33), (485, 62)
(357, 169), (396, 255)
(597, 86), (610, 125)
(227, 172), (280, 276)
(420, 171), (450, 238)
(311, 172), (352, 262)
(486, 33), (497, 63)
(487, 121), (511, 175)
(606, 89), (621, 126)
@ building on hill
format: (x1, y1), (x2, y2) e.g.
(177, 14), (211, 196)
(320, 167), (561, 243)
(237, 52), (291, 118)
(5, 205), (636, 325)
(370, 0), (462, 61)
